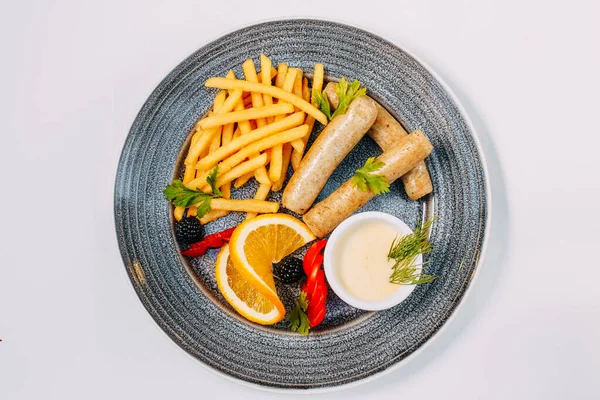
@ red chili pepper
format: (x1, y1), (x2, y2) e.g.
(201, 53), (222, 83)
(301, 240), (328, 328)
(303, 240), (327, 275)
(181, 227), (237, 257)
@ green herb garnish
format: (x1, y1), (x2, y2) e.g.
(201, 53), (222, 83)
(206, 165), (222, 197)
(312, 91), (332, 121)
(286, 291), (310, 335)
(388, 218), (437, 285)
(351, 157), (390, 195)
(312, 77), (366, 121)
(163, 165), (222, 218)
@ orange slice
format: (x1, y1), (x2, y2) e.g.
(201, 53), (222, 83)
(215, 245), (285, 325)
(229, 213), (316, 302)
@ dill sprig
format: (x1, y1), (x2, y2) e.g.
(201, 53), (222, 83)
(388, 218), (437, 285)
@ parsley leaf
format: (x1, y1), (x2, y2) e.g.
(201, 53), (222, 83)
(206, 165), (222, 197)
(330, 77), (367, 120)
(163, 168), (223, 218)
(351, 157), (390, 195)
(312, 77), (366, 121)
(312, 91), (332, 121)
(286, 291), (310, 335)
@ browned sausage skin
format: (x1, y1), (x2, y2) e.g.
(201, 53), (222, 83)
(303, 130), (433, 238)
(323, 82), (433, 200)
(282, 96), (378, 214)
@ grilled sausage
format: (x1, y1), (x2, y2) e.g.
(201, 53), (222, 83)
(324, 82), (433, 200)
(282, 96), (377, 214)
(303, 130), (433, 238)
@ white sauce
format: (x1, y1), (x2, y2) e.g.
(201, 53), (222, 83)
(334, 221), (400, 302)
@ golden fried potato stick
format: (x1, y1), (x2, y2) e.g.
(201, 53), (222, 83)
(174, 206), (185, 221)
(275, 63), (288, 89)
(290, 67), (304, 111)
(290, 77), (312, 154)
(246, 183), (272, 219)
(198, 103), (294, 130)
(291, 64), (323, 170)
(205, 77), (328, 125)
(208, 90), (227, 153)
(242, 58), (267, 128)
(260, 54), (274, 123)
(185, 125), (308, 192)
(210, 153), (268, 191)
(234, 171), (254, 188)
(256, 65), (277, 83)
(221, 125), (308, 170)
(272, 143), (292, 192)
(269, 69), (298, 182)
(199, 209), (229, 224)
(196, 111), (305, 171)
(210, 198), (280, 214)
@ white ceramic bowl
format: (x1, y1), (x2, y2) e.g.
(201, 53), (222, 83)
(323, 211), (423, 311)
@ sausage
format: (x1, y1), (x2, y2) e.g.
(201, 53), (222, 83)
(282, 96), (378, 214)
(303, 130), (433, 238)
(324, 82), (433, 200)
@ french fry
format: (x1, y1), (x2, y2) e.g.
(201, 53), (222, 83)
(269, 144), (283, 183)
(208, 90), (227, 153)
(246, 183), (272, 219)
(260, 54), (274, 123)
(198, 153), (268, 191)
(254, 165), (271, 184)
(185, 125), (219, 166)
(256, 65), (278, 83)
(214, 90), (227, 112)
(269, 69), (298, 182)
(220, 118), (235, 203)
(196, 112), (305, 171)
(312, 64), (325, 98)
(198, 103), (294, 130)
(302, 77), (310, 102)
(183, 133), (203, 182)
(205, 77), (328, 125)
(233, 126), (242, 138)
(211, 125), (309, 177)
(199, 209), (229, 224)
(291, 64), (323, 170)
(272, 143), (292, 192)
(228, 71), (252, 136)
(210, 198), (280, 214)
(234, 171), (254, 188)
(275, 63), (288, 89)
(182, 129), (206, 192)
(208, 129), (222, 153)
(242, 59), (267, 128)
(231, 67), (272, 184)
(291, 68), (304, 109)
(191, 90), (242, 134)
(174, 206), (185, 221)
(290, 77), (312, 154)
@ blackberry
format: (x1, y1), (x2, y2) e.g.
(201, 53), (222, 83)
(175, 216), (205, 246)
(273, 257), (304, 284)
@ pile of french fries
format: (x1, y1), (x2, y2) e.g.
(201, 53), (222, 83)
(174, 54), (326, 224)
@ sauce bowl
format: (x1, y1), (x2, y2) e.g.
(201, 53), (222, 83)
(323, 211), (423, 311)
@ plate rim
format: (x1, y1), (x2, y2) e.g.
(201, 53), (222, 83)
(113, 17), (492, 394)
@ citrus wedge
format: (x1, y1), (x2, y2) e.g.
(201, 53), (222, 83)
(229, 213), (316, 300)
(215, 245), (285, 325)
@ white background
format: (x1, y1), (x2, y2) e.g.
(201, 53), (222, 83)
(1, 1), (599, 399)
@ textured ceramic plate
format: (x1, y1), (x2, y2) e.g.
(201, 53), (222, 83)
(114, 19), (489, 391)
